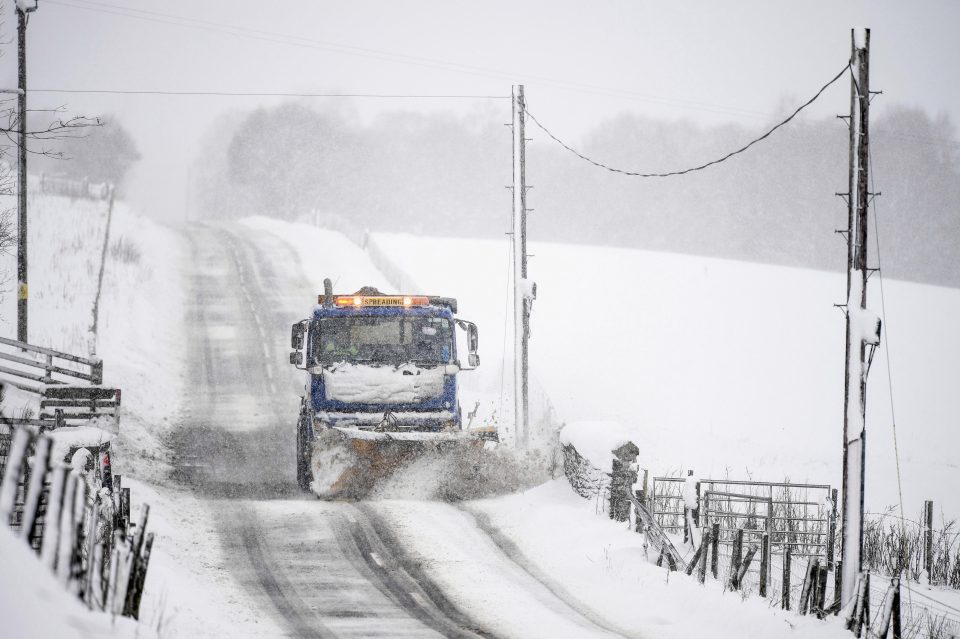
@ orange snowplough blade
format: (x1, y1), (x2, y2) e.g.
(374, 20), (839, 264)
(310, 427), (490, 499)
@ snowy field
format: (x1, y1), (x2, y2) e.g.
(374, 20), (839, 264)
(369, 231), (960, 519)
(5, 195), (957, 637)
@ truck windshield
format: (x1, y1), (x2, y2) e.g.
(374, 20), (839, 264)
(313, 316), (453, 365)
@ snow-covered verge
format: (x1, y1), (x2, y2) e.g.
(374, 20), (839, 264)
(469, 479), (850, 639)
(0, 522), (148, 639)
(0, 184), (186, 483)
(124, 478), (288, 638)
(377, 482), (849, 639)
(371, 231), (960, 518)
(0, 186), (252, 637)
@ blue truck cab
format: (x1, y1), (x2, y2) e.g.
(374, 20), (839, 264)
(289, 280), (479, 490)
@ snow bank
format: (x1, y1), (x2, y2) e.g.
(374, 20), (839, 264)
(0, 523), (148, 639)
(559, 421), (631, 470)
(322, 362), (445, 404)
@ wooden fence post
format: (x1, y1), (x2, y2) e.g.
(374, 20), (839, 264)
(641, 469), (649, 506)
(106, 531), (123, 615)
(782, 546), (792, 610)
(759, 533), (769, 597)
(862, 572), (870, 637)
(815, 562), (829, 618)
(847, 572), (865, 632)
(120, 486), (131, 535)
(736, 544), (759, 589)
(827, 488), (838, 568)
(729, 528), (744, 589)
(891, 578), (901, 639)
(876, 577), (897, 637)
(848, 571), (870, 636)
(924, 500), (934, 583)
(83, 500), (100, 606)
(711, 522), (720, 579)
(128, 533), (154, 619)
(112, 474), (122, 530)
(833, 559), (842, 615)
(56, 472), (79, 583)
(69, 472), (88, 595)
(698, 528), (711, 584)
(40, 466), (67, 569)
(121, 504), (150, 616)
(20, 435), (51, 546)
(90, 542), (105, 610)
(799, 557), (815, 614)
(686, 543), (703, 576)
(0, 427), (31, 525)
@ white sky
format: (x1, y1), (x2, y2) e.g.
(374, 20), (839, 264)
(2, 0), (958, 219)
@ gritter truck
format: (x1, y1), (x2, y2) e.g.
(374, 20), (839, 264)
(289, 279), (485, 496)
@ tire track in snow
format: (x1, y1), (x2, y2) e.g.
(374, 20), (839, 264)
(461, 505), (644, 639)
(333, 505), (497, 639)
(237, 512), (337, 639)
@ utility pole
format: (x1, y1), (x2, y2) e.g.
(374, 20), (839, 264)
(16, 1), (38, 343)
(511, 84), (531, 448)
(840, 27), (872, 608)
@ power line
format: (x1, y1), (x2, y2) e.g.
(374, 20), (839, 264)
(30, 88), (508, 99)
(866, 147), (909, 568)
(45, 0), (809, 123)
(524, 62), (852, 178)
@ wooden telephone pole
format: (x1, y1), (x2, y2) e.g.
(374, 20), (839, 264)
(840, 27), (873, 608)
(16, 2), (38, 343)
(511, 85), (531, 448)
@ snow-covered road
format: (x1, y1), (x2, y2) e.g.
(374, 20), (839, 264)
(172, 222), (630, 638)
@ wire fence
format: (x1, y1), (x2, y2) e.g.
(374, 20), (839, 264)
(651, 476), (835, 561)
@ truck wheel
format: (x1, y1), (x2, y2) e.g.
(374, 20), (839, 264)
(296, 407), (312, 492)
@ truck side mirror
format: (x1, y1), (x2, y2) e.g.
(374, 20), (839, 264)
(291, 321), (306, 350)
(290, 320), (308, 369)
(468, 323), (479, 352)
(456, 320), (480, 370)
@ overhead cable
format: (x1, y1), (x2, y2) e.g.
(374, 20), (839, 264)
(30, 89), (508, 99)
(47, 0), (815, 121)
(524, 62), (852, 178)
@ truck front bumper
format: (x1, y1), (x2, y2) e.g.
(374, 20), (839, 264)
(314, 409), (458, 433)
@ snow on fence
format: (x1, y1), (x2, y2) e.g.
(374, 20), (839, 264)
(651, 476), (836, 563)
(0, 334), (104, 392)
(39, 174), (112, 201)
(0, 336), (121, 442)
(0, 337), (150, 620)
(0, 426), (153, 618)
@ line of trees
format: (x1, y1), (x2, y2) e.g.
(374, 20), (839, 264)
(193, 101), (960, 289)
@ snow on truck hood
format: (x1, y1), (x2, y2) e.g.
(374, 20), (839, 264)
(322, 362), (446, 404)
